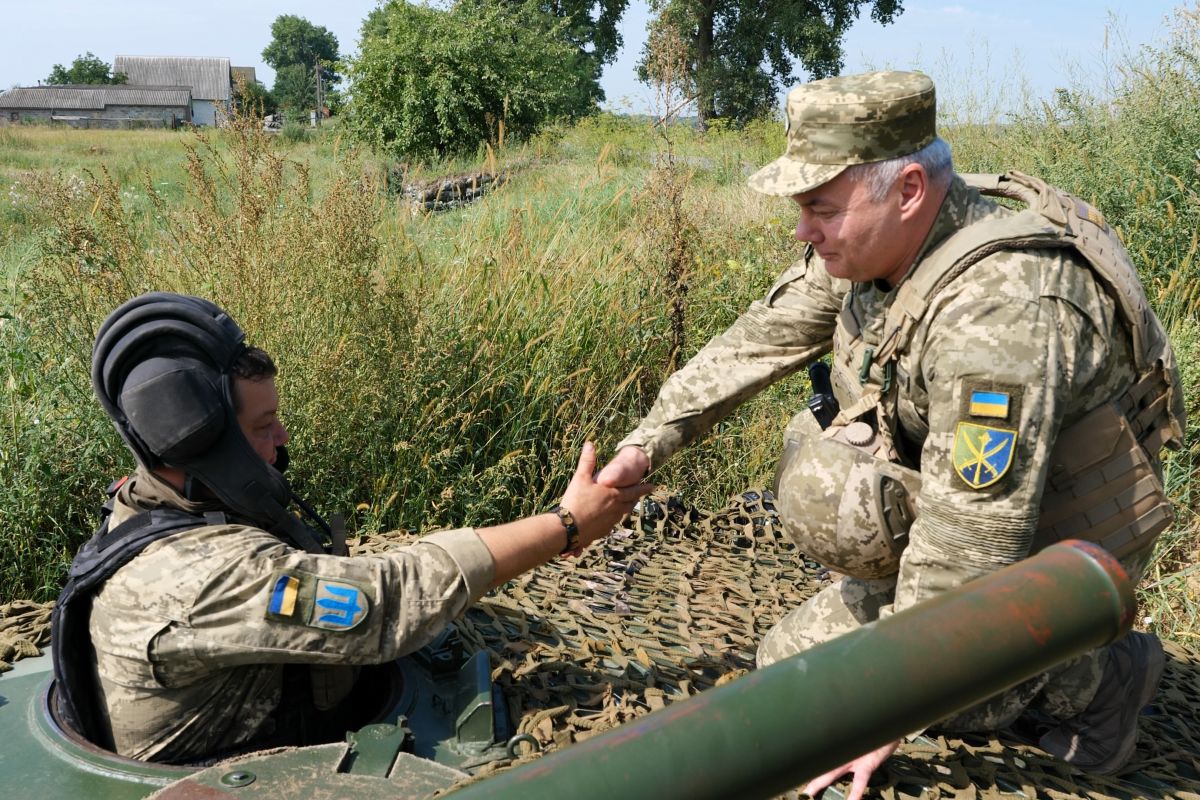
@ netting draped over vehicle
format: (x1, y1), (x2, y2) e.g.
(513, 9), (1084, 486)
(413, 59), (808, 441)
(4, 490), (1200, 798)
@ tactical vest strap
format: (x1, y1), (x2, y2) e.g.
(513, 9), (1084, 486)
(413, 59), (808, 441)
(51, 505), (209, 748)
(859, 171), (1183, 456)
(968, 171), (1167, 377)
(1116, 366), (1179, 455)
(876, 208), (1066, 375)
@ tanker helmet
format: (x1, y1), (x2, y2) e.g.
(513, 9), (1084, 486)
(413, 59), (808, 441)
(92, 292), (325, 553)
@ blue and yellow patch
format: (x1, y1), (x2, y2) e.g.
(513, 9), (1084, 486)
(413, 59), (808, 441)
(968, 390), (1010, 419)
(264, 570), (370, 632)
(311, 579), (368, 631)
(953, 422), (1018, 489)
(1075, 199), (1105, 228)
(268, 574), (300, 616)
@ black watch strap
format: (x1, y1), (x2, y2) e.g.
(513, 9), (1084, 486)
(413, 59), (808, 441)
(553, 505), (580, 554)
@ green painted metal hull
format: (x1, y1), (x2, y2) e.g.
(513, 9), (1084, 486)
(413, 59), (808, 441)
(0, 540), (1134, 800)
(445, 541), (1134, 800)
(0, 632), (506, 799)
(0, 661), (189, 799)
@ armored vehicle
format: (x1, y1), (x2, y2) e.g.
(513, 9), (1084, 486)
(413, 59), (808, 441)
(3, 494), (1199, 799)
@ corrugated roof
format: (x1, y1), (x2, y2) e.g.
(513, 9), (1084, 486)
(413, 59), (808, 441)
(0, 85), (192, 110)
(115, 55), (231, 101)
(231, 66), (257, 87)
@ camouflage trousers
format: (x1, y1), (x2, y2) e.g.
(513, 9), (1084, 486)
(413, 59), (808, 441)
(756, 574), (1108, 731)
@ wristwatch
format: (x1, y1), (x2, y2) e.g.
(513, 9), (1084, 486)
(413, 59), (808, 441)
(553, 505), (580, 554)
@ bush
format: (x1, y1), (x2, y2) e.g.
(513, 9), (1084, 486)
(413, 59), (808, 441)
(344, 0), (596, 159)
(280, 122), (313, 143)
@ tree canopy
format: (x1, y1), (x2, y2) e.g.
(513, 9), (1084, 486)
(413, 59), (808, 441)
(523, 0), (630, 104)
(360, 0), (626, 111)
(346, 0), (595, 159)
(46, 52), (127, 85)
(640, 0), (904, 125)
(262, 15), (339, 71)
(262, 14), (340, 113)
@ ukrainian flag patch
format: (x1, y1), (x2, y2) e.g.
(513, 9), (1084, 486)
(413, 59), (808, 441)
(968, 390), (1010, 419)
(265, 570), (312, 624)
(268, 574), (300, 616)
(953, 422), (1018, 489)
(264, 570), (370, 632)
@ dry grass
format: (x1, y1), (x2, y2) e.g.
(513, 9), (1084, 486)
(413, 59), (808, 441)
(2, 14), (1197, 649)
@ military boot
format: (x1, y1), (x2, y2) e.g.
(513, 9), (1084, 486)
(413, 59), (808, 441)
(1038, 631), (1165, 774)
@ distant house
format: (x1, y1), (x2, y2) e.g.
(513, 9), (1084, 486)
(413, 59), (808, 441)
(230, 66), (258, 89)
(115, 55), (231, 126)
(0, 84), (192, 128)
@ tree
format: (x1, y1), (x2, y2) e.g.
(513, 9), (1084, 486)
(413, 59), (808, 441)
(233, 78), (278, 116)
(262, 15), (340, 113)
(365, 0), (628, 110)
(272, 63), (316, 116)
(346, 0), (595, 159)
(639, 0), (904, 126)
(46, 52), (127, 85)
(521, 0), (630, 106)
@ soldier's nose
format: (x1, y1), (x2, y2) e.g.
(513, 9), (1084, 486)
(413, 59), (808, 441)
(794, 217), (821, 243)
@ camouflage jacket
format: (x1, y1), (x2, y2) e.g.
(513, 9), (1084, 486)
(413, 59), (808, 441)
(89, 468), (494, 762)
(618, 175), (1142, 612)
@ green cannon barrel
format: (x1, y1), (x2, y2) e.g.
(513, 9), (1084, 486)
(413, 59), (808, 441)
(448, 540), (1136, 800)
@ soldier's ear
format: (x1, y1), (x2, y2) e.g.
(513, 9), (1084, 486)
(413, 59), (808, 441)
(896, 164), (928, 218)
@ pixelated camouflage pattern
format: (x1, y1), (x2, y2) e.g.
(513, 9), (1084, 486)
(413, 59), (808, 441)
(774, 410), (921, 579)
(748, 71), (936, 197)
(88, 468), (493, 762)
(619, 173), (1170, 730)
(756, 546), (1152, 731)
(7, 489), (1200, 796)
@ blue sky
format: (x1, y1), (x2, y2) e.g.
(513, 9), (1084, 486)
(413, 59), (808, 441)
(0, 1), (1185, 116)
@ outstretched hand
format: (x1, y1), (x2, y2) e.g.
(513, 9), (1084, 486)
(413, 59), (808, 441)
(561, 442), (654, 548)
(803, 740), (898, 800)
(595, 445), (651, 489)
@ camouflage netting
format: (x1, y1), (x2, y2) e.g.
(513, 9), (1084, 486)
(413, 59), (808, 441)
(0, 599), (52, 673)
(4, 490), (1200, 798)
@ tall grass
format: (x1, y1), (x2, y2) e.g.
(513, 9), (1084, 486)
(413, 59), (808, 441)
(0, 106), (797, 600)
(2, 11), (1198, 639)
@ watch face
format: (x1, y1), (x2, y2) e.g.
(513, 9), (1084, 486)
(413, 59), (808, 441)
(556, 507), (580, 553)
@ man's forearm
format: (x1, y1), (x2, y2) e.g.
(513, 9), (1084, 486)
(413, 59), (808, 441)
(617, 328), (826, 469)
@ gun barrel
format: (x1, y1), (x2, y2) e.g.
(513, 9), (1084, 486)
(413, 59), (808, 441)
(448, 540), (1134, 800)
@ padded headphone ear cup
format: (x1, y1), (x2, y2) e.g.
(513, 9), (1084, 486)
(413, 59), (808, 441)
(120, 358), (226, 461)
(92, 292), (247, 469)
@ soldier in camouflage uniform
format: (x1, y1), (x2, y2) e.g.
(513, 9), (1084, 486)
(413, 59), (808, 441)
(65, 293), (651, 763)
(597, 71), (1184, 796)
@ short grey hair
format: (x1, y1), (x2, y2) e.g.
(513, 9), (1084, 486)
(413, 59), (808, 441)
(843, 137), (954, 201)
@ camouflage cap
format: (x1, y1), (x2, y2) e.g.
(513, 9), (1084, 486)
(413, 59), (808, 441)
(748, 71), (937, 197)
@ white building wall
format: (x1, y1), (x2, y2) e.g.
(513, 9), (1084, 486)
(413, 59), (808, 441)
(192, 100), (217, 126)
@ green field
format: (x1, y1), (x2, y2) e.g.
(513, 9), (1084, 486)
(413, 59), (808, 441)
(2, 16), (1198, 643)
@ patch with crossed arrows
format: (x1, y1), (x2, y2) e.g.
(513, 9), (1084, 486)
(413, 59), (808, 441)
(952, 422), (1018, 489)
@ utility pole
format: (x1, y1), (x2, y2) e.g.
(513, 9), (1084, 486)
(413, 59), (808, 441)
(313, 58), (323, 128)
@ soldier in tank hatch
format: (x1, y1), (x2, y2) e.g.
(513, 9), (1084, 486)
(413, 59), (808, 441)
(596, 70), (1184, 795)
(52, 292), (652, 762)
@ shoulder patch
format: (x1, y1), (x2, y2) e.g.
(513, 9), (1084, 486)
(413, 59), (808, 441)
(960, 379), (1023, 425)
(264, 570), (370, 632)
(1075, 199), (1105, 228)
(968, 389), (1009, 418)
(953, 422), (1018, 489)
(268, 573), (302, 617)
(312, 579), (369, 631)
